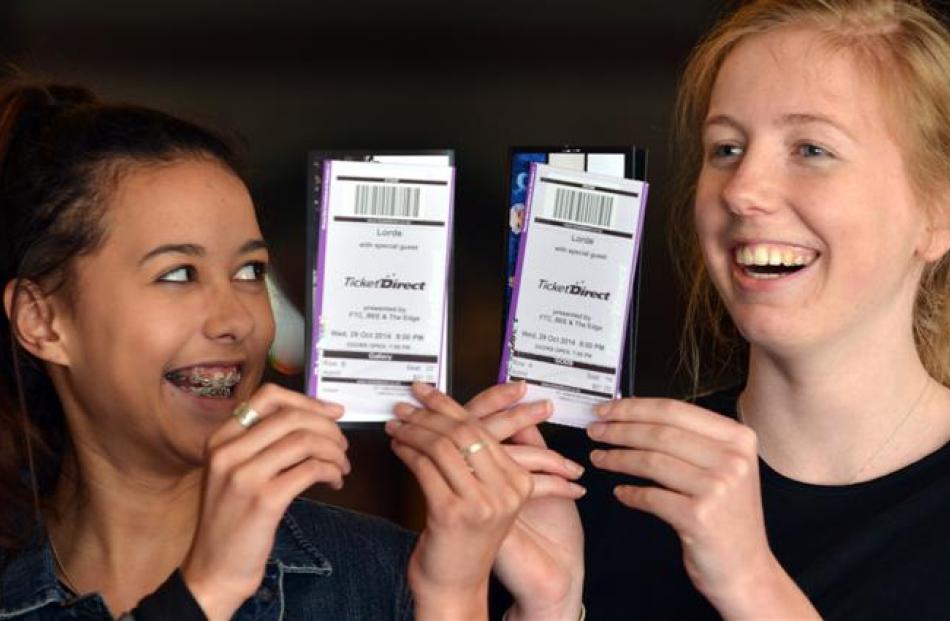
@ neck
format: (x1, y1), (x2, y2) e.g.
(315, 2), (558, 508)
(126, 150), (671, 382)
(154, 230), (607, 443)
(48, 443), (202, 613)
(740, 317), (950, 484)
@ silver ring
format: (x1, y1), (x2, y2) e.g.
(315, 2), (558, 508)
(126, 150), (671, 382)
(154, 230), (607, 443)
(232, 402), (261, 428)
(460, 440), (486, 459)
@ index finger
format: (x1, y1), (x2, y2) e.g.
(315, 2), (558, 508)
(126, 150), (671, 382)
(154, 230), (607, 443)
(213, 383), (344, 446)
(595, 397), (742, 443)
(480, 400), (552, 443)
(407, 382), (469, 421)
(464, 381), (527, 418)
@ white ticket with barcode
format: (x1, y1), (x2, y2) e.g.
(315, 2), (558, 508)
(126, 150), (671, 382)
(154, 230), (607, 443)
(499, 163), (648, 428)
(312, 160), (454, 422)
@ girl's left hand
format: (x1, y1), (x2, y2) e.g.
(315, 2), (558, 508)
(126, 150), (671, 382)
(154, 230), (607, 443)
(464, 382), (585, 621)
(587, 397), (818, 619)
(385, 383), (535, 621)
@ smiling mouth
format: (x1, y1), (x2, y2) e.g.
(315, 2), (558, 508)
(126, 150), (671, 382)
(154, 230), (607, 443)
(164, 364), (243, 399)
(734, 243), (818, 280)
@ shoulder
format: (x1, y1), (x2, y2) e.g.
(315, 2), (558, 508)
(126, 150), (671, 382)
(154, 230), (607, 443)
(283, 497), (417, 565)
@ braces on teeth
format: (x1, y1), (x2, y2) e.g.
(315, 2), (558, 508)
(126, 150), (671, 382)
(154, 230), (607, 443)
(186, 370), (241, 388)
(189, 384), (235, 398)
(167, 368), (242, 398)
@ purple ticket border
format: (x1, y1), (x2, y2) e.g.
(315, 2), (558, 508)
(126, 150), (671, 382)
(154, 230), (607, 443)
(497, 162), (539, 383)
(437, 169), (456, 392)
(307, 160), (334, 397)
(615, 183), (649, 397)
(497, 163), (650, 401)
(308, 160), (454, 403)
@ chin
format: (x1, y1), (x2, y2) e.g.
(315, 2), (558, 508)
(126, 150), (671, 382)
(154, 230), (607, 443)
(734, 311), (822, 357)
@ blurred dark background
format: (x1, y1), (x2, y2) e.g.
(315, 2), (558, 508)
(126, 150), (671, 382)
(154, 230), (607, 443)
(0, 0), (727, 527)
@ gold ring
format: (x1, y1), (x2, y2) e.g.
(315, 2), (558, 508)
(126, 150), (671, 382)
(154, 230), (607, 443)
(460, 440), (486, 459)
(232, 402), (261, 428)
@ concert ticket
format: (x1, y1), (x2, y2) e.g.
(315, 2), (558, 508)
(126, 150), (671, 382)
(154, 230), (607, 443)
(310, 160), (454, 422)
(499, 163), (648, 427)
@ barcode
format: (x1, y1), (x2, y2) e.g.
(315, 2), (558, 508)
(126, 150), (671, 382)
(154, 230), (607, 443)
(551, 187), (614, 228)
(354, 184), (421, 218)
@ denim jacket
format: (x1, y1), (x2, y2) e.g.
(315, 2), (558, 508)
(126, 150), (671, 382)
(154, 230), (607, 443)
(0, 498), (416, 620)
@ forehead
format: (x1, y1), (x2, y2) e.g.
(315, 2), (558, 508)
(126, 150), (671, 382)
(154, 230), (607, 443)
(102, 158), (260, 258)
(708, 27), (894, 136)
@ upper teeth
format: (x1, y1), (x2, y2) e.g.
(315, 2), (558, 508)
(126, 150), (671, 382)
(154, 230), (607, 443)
(169, 366), (242, 388)
(735, 244), (816, 267)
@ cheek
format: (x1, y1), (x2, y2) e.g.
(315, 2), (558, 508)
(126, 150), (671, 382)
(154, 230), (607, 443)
(694, 171), (727, 237)
(249, 294), (276, 353)
(693, 196), (730, 274)
(260, 301), (276, 349)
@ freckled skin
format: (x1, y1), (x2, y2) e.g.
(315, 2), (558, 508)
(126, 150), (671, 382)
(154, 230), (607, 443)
(694, 27), (931, 356)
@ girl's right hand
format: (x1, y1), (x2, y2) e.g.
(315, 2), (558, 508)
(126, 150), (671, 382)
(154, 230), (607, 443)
(179, 383), (349, 621)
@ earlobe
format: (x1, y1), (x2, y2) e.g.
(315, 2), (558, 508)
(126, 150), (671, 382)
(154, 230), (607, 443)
(918, 204), (950, 263)
(917, 228), (950, 262)
(3, 279), (71, 367)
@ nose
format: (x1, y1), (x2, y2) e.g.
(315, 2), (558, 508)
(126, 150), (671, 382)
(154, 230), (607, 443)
(202, 282), (257, 343)
(720, 145), (780, 217)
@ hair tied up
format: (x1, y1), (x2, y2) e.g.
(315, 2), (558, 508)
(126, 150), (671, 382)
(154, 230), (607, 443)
(0, 83), (96, 174)
(44, 84), (96, 108)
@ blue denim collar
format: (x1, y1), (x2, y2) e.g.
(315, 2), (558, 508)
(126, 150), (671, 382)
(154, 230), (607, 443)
(271, 499), (334, 576)
(0, 500), (333, 618)
(0, 533), (67, 619)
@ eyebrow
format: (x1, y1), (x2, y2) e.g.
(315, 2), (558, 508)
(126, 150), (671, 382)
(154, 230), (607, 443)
(139, 239), (269, 265)
(703, 113), (855, 141)
(778, 113), (855, 141)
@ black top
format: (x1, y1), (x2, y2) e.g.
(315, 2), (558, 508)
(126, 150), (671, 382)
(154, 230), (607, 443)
(536, 387), (950, 620)
(134, 570), (207, 620)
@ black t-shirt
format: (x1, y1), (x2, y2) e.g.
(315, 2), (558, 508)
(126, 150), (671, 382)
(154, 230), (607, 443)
(538, 387), (950, 620)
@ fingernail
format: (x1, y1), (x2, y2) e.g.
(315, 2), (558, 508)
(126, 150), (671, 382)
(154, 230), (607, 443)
(590, 449), (604, 464)
(414, 382), (434, 396)
(587, 422), (605, 438)
(393, 403), (413, 418)
(531, 399), (553, 417)
(595, 401), (614, 418)
(327, 402), (344, 416)
(565, 459), (585, 477)
(570, 483), (587, 497)
(384, 419), (403, 434)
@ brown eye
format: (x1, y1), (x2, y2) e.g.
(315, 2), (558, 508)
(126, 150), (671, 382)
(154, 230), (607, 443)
(158, 265), (195, 283)
(234, 261), (267, 281)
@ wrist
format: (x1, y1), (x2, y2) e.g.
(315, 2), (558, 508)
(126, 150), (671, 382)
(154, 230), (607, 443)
(711, 555), (819, 620)
(179, 566), (249, 621)
(505, 602), (585, 621)
(505, 575), (585, 621)
(506, 566), (584, 621)
(410, 581), (489, 621)
(408, 543), (491, 621)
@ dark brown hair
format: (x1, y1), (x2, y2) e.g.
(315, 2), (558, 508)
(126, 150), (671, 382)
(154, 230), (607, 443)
(0, 79), (246, 553)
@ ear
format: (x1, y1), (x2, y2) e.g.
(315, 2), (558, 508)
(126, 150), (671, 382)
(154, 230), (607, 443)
(3, 279), (71, 366)
(917, 203), (950, 263)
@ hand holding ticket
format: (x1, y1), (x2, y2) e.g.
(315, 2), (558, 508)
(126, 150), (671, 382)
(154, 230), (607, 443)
(499, 163), (648, 427)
